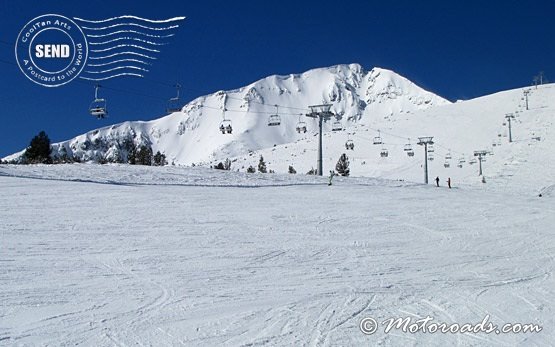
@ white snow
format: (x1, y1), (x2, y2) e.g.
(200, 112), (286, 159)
(1, 164), (553, 346)
(3, 64), (450, 166)
(222, 84), (555, 195)
(2, 66), (554, 346)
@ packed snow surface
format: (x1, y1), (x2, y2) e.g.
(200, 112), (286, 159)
(1, 164), (554, 346)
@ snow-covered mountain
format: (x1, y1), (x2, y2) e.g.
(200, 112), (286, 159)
(6, 63), (553, 195)
(4, 64), (450, 165)
(227, 83), (555, 194)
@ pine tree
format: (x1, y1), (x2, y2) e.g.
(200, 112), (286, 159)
(335, 153), (350, 176)
(288, 165), (296, 174)
(136, 145), (153, 165)
(153, 151), (167, 166)
(23, 131), (52, 164)
(247, 165), (256, 173)
(258, 155), (267, 173)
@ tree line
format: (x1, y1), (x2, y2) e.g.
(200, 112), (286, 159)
(3, 130), (351, 177)
(6, 130), (167, 166)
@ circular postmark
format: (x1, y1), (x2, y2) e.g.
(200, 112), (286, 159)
(15, 14), (88, 87)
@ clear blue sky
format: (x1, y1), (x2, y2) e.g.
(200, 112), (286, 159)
(1, 0), (554, 157)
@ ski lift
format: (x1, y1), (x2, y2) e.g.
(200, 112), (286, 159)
(380, 147), (389, 158)
(445, 151), (452, 160)
(404, 139), (413, 152)
(373, 130), (382, 145)
(469, 158), (477, 165)
(89, 84), (107, 119)
(428, 153), (434, 161)
(331, 119), (342, 131)
(497, 132), (502, 137)
(458, 157), (466, 163)
(166, 83), (182, 113)
(444, 161), (450, 168)
(219, 108), (232, 134)
(345, 133), (354, 150)
(457, 163), (463, 168)
(267, 105), (281, 126)
(404, 138), (414, 156)
(296, 114), (307, 133)
(427, 144), (435, 153)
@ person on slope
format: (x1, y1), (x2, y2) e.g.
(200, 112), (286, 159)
(435, 176), (440, 187)
(447, 177), (451, 189)
(328, 171), (336, 186)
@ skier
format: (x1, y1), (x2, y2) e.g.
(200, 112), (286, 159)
(328, 170), (336, 186)
(447, 177), (451, 189)
(435, 176), (440, 187)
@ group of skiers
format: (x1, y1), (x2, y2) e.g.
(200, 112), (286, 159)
(435, 176), (451, 189)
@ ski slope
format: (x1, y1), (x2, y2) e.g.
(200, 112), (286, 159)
(218, 83), (555, 195)
(1, 164), (553, 346)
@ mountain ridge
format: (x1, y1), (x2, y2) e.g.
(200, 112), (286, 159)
(4, 64), (450, 165)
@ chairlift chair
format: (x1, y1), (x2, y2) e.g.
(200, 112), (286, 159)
(166, 83), (182, 113)
(89, 84), (107, 119)
(219, 120), (232, 134)
(444, 161), (450, 168)
(267, 105), (281, 126)
(404, 138), (414, 156)
(268, 114), (281, 126)
(296, 115), (307, 133)
(373, 130), (382, 145)
(296, 123), (307, 133)
(427, 144), (435, 153)
(219, 108), (232, 134)
(380, 148), (389, 158)
(331, 120), (342, 131)
(345, 140), (354, 150)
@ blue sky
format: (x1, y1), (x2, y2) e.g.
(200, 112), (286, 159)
(1, 0), (554, 157)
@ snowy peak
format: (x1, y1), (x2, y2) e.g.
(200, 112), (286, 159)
(5, 64), (450, 165)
